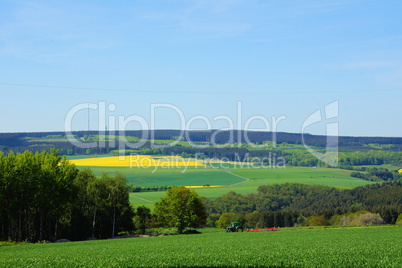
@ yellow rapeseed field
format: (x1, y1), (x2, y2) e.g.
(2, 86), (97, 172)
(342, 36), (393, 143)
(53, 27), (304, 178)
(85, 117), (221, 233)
(69, 155), (204, 168)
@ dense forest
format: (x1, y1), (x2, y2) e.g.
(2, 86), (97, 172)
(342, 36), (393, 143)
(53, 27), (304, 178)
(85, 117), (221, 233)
(0, 150), (134, 242)
(1, 131), (402, 167)
(204, 182), (402, 228)
(1, 130), (402, 153)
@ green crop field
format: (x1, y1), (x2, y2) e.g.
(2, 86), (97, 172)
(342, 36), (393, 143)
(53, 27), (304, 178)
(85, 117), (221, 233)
(79, 166), (245, 187)
(230, 167), (374, 189)
(66, 154), (112, 160)
(1, 227), (401, 267)
(128, 166), (374, 209)
(69, 155), (375, 209)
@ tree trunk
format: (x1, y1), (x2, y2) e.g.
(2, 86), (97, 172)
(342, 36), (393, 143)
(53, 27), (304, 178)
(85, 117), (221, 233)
(1, 218), (4, 240)
(26, 209), (31, 241)
(39, 214), (43, 241)
(112, 209), (116, 238)
(18, 212), (22, 241)
(92, 208), (97, 238)
(54, 221), (58, 241)
(9, 214), (14, 240)
(48, 218), (51, 241)
(178, 224), (184, 234)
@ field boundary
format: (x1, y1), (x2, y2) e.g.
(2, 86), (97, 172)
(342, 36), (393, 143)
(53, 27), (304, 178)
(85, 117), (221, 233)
(132, 196), (155, 204)
(226, 171), (250, 187)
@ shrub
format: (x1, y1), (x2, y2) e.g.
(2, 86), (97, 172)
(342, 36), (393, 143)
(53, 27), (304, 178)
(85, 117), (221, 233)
(339, 212), (385, 226)
(396, 214), (402, 225)
(308, 215), (329, 226)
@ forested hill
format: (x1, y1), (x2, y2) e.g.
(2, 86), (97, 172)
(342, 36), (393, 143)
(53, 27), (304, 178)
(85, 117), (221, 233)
(1, 130), (402, 154)
(208, 181), (402, 224)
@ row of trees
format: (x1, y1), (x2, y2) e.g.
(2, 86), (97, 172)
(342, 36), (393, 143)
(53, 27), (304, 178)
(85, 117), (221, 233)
(350, 170), (401, 181)
(0, 150), (134, 242)
(130, 185), (175, 192)
(200, 182), (402, 225)
(130, 182), (402, 232)
(212, 210), (393, 229)
(129, 182), (402, 232)
(2, 131), (402, 168)
(2, 130), (402, 148)
(0, 149), (209, 240)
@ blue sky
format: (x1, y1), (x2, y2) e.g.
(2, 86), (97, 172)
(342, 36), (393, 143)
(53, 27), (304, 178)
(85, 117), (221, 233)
(0, 0), (401, 137)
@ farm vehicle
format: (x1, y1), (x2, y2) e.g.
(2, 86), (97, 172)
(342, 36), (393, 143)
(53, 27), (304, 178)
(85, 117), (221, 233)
(226, 222), (244, 232)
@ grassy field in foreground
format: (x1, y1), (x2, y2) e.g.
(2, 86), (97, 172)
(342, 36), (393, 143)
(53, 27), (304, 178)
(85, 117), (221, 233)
(1, 227), (401, 267)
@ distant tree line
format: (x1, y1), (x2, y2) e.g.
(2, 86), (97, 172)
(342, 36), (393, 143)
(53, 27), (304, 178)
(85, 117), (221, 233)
(202, 182), (402, 228)
(130, 182), (402, 232)
(130, 185), (175, 192)
(212, 210), (389, 229)
(2, 131), (402, 170)
(2, 130), (402, 155)
(350, 170), (401, 182)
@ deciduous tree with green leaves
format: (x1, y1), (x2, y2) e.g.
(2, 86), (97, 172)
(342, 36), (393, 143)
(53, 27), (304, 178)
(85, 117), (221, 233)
(134, 206), (151, 234)
(153, 187), (207, 234)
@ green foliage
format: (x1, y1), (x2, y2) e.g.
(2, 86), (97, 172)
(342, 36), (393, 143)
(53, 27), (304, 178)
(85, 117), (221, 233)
(244, 211), (264, 228)
(339, 150), (402, 166)
(217, 213), (236, 228)
(294, 215), (309, 227)
(153, 187), (208, 234)
(0, 150), (134, 242)
(351, 170), (397, 181)
(130, 185), (175, 192)
(308, 215), (329, 226)
(0, 149), (78, 242)
(338, 211), (385, 226)
(1, 227), (401, 267)
(366, 143), (396, 150)
(329, 215), (343, 226)
(3, 130), (402, 169)
(134, 206), (151, 234)
(396, 214), (402, 225)
(209, 182), (402, 219)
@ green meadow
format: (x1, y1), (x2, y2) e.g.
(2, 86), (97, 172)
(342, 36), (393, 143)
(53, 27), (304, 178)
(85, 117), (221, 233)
(79, 166), (245, 187)
(126, 166), (373, 209)
(1, 227), (401, 267)
(230, 166), (372, 189)
(69, 155), (375, 209)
